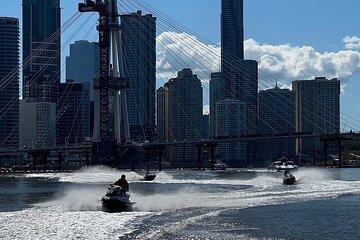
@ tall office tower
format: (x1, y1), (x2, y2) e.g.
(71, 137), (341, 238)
(20, 101), (56, 148)
(168, 69), (203, 167)
(66, 40), (100, 100)
(218, 0), (259, 164)
(56, 82), (90, 145)
(258, 85), (296, 164)
(215, 99), (247, 167)
(209, 72), (224, 137)
(120, 11), (156, 141)
(293, 77), (340, 156)
(238, 60), (258, 135)
(0, 17), (20, 148)
(201, 114), (210, 140)
(66, 40), (99, 138)
(22, 0), (61, 103)
(156, 86), (170, 142)
(222, 0), (244, 63)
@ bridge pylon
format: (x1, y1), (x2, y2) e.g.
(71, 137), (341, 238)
(79, 0), (130, 164)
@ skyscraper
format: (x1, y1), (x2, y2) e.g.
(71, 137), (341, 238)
(238, 60), (258, 135)
(66, 40), (99, 100)
(222, 0), (244, 62)
(0, 17), (20, 148)
(210, 72), (224, 137)
(293, 77), (340, 156)
(258, 85), (296, 163)
(209, 0), (259, 165)
(22, 0), (61, 103)
(56, 82), (90, 145)
(215, 99), (247, 167)
(167, 69), (203, 167)
(120, 11), (156, 141)
(156, 86), (170, 142)
(20, 101), (56, 148)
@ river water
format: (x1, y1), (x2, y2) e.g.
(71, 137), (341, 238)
(0, 167), (359, 239)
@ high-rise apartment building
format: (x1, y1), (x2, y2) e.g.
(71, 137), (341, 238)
(215, 99), (247, 167)
(120, 11), (156, 140)
(0, 17), (20, 148)
(210, 72), (224, 137)
(20, 101), (56, 148)
(258, 85), (296, 163)
(293, 77), (340, 156)
(56, 82), (90, 145)
(22, 0), (61, 103)
(156, 86), (170, 142)
(167, 69), (203, 167)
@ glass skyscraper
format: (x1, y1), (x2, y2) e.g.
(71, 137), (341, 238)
(22, 0), (61, 103)
(210, 0), (259, 166)
(120, 11), (156, 141)
(66, 40), (100, 100)
(56, 82), (90, 145)
(0, 17), (20, 148)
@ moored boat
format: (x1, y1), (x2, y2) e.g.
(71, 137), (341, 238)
(268, 157), (298, 171)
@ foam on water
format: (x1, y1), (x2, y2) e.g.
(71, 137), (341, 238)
(0, 206), (150, 240)
(24, 166), (174, 184)
(6, 167), (360, 239)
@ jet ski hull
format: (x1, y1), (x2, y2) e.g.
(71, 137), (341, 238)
(143, 174), (156, 181)
(101, 196), (133, 212)
(283, 176), (296, 185)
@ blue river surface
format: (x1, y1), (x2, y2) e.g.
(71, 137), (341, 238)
(0, 167), (359, 240)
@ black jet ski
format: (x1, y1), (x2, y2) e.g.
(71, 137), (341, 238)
(283, 173), (296, 185)
(101, 185), (133, 212)
(143, 172), (156, 181)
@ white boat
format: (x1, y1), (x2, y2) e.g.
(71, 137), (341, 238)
(213, 162), (227, 170)
(268, 159), (298, 171)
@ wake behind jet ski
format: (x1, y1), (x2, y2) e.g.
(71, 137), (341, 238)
(283, 169), (296, 185)
(143, 171), (156, 181)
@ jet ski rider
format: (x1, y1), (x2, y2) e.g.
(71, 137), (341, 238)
(284, 169), (292, 178)
(114, 175), (129, 194)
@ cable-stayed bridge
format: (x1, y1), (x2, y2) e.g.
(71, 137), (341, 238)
(1, 0), (360, 170)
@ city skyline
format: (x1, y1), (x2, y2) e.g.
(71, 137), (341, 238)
(0, 0), (359, 120)
(1, 2), (360, 239)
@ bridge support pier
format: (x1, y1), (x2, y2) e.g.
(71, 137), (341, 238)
(85, 151), (90, 166)
(323, 140), (328, 167)
(197, 146), (202, 170)
(158, 149), (163, 171)
(196, 142), (218, 170)
(210, 146), (215, 171)
(144, 145), (166, 171)
(338, 138), (342, 168)
(57, 152), (65, 172)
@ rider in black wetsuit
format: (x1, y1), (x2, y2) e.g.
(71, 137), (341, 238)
(114, 175), (129, 194)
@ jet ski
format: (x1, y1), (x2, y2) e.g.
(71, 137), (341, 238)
(283, 171), (296, 185)
(143, 172), (156, 181)
(101, 185), (133, 212)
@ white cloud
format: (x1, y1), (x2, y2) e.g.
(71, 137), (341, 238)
(344, 36), (360, 50)
(156, 32), (220, 84)
(156, 32), (360, 89)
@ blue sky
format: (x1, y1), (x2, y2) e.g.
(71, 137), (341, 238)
(2, 0), (360, 123)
